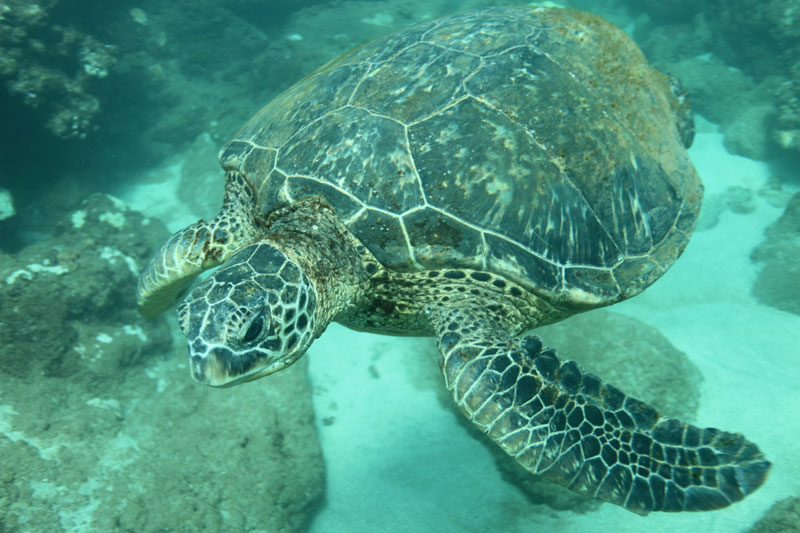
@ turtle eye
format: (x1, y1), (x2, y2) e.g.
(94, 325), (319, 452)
(242, 313), (266, 344)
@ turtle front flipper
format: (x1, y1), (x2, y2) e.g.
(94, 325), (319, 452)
(137, 171), (263, 318)
(427, 306), (770, 515)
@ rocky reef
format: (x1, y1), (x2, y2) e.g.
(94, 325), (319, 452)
(751, 192), (800, 316)
(3, 0), (798, 189)
(0, 0), (115, 139)
(706, 0), (800, 154)
(748, 496), (800, 533)
(1, 0), (439, 233)
(622, 0), (800, 159)
(0, 194), (324, 531)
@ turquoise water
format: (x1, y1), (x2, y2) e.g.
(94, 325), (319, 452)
(0, 1), (798, 531)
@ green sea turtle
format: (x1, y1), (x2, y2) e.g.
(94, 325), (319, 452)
(137, 6), (770, 514)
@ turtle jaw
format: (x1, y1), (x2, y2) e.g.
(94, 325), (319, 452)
(188, 343), (293, 387)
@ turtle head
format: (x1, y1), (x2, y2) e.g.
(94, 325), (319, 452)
(177, 242), (318, 387)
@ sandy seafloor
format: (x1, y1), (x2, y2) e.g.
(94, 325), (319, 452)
(121, 116), (800, 532)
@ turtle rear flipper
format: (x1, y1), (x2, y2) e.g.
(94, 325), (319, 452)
(428, 305), (770, 514)
(137, 171), (262, 318)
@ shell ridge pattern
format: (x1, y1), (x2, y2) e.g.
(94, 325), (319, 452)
(222, 6), (701, 302)
(402, 122), (429, 208)
(492, 34), (677, 264)
(345, 62), (377, 107)
(277, 17), (654, 271)
(234, 63), (365, 153)
(566, 105), (668, 257)
(346, 104), (410, 127)
(417, 40), (483, 59)
(344, 20), (451, 107)
(649, 195), (691, 258)
(273, 104), (350, 153)
(457, 90), (620, 264)
(397, 216), (423, 269)
(275, 102), (423, 215)
(423, 205), (552, 267)
(351, 41), (480, 126)
(406, 117), (628, 272)
(287, 37), (483, 218)
(404, 94), (472, 129)
(254, 148), (280, 198)
(465, 49), (626, 265)
(418, 11), (455, 43)
(407, 17), (629, 269)
(536, 39), (685, 259)
(459, 43), (534, 60)
(419, 202), (632, 277)
(219, 139), (257, 172)
(280, 173), (368, 209)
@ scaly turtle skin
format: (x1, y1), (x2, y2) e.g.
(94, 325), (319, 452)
(137, 6), (770, 514)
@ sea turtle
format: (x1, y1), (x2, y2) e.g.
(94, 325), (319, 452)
(137, 6), (770, 514)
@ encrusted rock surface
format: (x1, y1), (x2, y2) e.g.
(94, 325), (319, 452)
(0, 0), (115, 139)
(0, 193), (169, 380)
(747, 496), (800, 533)
(751, 192), (800, 315)
(623, 0), (800, 159)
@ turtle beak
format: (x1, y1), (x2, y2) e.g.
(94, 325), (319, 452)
(189, 347), (236, 387)
(188, 345), (289, 387)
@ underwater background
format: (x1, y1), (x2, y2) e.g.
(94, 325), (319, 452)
(0, 0), (798, 531)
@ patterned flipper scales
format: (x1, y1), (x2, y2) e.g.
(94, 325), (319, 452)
(431, 311), (770, 514)
(137, 172), (262, 318)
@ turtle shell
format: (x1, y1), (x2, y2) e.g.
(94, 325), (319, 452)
(218, 6), (702, 309)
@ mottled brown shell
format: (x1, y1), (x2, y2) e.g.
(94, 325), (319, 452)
(218, 6), (702, 309)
